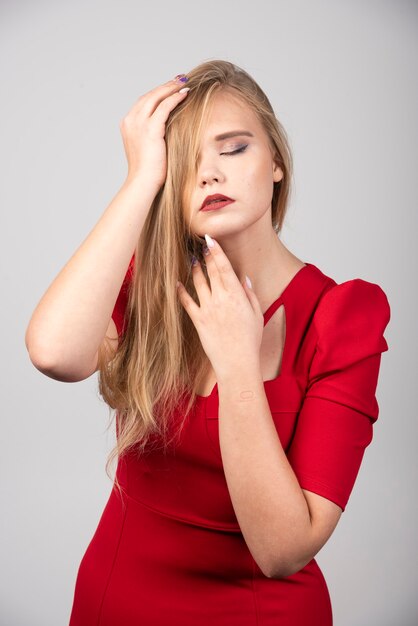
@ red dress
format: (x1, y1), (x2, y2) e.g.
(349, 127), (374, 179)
(69, 259), (390, 625)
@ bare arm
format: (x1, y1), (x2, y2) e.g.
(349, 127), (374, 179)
(217, 367), (342, 579)
(24, 76), (191, 382)
(24, 178), (157, 382)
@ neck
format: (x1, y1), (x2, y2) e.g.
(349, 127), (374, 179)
(214, 223), (304, 312)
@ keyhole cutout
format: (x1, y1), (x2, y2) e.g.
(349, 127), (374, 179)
(260, 303), (286, 381)
(195, 303), (286, 398)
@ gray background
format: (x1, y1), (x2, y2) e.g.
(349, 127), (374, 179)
(1, 0), (417, 624)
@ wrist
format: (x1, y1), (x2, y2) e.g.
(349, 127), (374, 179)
(122, 175), (160, 201)
(216, 361), (263, 390)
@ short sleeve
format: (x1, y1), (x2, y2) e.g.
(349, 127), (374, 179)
(111, 254), (135, 338)
(287, 279), (391, 512)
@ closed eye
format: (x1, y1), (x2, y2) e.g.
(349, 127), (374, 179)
(220, 145), (248, 156)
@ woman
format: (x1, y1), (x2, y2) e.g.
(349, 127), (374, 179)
(25, 60), (391, 625)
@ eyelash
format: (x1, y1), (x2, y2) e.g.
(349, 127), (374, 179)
(220, 144), (248, 156)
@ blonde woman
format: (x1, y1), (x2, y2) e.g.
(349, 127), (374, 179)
(25, 60), (391, 625)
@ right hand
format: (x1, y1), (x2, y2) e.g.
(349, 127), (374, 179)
(120, 77), (190, 191)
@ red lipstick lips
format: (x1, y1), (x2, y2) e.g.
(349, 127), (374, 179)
(200, 194), (235, 211)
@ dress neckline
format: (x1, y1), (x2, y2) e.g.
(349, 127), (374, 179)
(262, 262), (312, 323)
(194, 262), (315, 402)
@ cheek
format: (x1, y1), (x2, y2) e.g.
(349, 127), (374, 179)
(242, 155), (270, 183)
(243, 164), (274, 203)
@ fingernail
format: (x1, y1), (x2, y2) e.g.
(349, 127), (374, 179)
(245, 275), (252, 289)
(174, 74), (189, 83)
(179, 87), (190, 93)
(204, 233), (215, 248)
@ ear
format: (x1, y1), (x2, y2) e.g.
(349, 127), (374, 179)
(273, 160), (284, 183)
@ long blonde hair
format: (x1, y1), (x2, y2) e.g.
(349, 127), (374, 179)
(97, 59), (294, 480)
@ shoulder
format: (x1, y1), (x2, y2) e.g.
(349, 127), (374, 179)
(301, 263), (391, 333)
(310, 276), (391, 373)
(314, 277), (391, 334)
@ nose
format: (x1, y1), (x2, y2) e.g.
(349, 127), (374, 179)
(199, 169), (224, 187)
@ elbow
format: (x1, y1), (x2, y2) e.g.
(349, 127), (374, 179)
(264, 561), (294, 580)
(263, 550), (306, 580)
(28, 355), (97, 382)
(265, 554), (313, 579)
(258, 552), (292, 580)
(25, 332), (56, 372)
(266, 564), (298, 580)
(25, 337), (97, 382)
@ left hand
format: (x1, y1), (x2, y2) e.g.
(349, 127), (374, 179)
(176, 236), (264, 379)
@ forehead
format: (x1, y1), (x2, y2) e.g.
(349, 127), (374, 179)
(199, 91), (263, 142)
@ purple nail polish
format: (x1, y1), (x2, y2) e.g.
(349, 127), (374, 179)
(175, 74), (189, 83)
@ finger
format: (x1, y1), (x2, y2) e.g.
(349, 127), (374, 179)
(176, 280), (200, 319)
(203, 235), (240, 292)
(201, 243), (223, 294)
(152, 87), (190, 122)
(130, 77), (189, 118)
(191, 258), (212, 302)
(242, 277), (263, 315)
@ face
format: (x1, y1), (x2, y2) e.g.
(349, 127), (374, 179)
(185, 91), (283, 240)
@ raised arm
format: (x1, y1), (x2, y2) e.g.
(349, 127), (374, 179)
(25, 77), (190, 382)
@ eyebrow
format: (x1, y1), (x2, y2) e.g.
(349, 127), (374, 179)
(214, 130), (254, 141)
